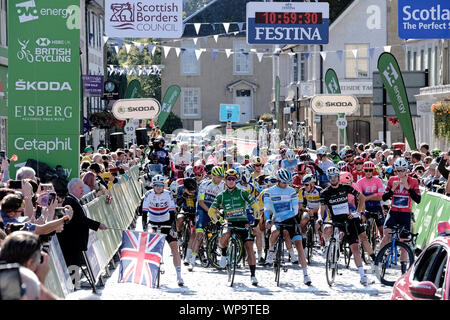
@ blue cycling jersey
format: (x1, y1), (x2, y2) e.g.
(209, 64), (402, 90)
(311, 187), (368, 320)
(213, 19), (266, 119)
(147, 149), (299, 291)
(263, 185), (298, 223)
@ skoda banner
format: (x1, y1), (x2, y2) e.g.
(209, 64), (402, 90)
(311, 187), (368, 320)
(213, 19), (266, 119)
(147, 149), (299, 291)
(157, 85), (181, 128)
(377, 53), (417, 150)
(8, 0), (80, 179)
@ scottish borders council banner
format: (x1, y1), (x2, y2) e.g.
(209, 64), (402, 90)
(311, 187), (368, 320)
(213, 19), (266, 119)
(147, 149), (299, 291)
(377, 53), (417, 150)
(8, 0), (80, 179)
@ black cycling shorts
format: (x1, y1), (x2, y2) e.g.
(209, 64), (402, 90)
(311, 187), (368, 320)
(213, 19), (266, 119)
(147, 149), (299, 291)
(275, 217), (302, 243)
(364, 210), (385, 227)
(227, 220), (254, 243)
(384, 211), (411, 235)
(148, 216), (177, 244)
(333, 216), (365, 246)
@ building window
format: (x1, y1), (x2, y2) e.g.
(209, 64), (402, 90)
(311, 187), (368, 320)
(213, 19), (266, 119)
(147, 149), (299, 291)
(290, 53), (299, 84)
(413, 51), (417, 71)
(345, 44), (369, 78)
(181, 88), (201, 118)
(181, 40), (200, 75)
(407, 51), (411, 71)
(434, 46), (438, 85)
(0, 0), (7, 46)
(420, 49), (425, 71)
(233, 40), (253, 75)
(300, 53), (307, 81)
(428, 47), (432, 71)
(362, 103), (371, 116)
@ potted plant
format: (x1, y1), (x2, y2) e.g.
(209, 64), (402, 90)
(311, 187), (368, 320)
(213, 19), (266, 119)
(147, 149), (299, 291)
(431, 101), (450, 140)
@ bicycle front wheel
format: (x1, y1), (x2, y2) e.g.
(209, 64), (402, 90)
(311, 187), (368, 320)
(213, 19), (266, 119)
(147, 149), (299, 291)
(326, 240), (338, 286)
(306, 222), (314, 265)
(227, 239), (238, 287)
(375, 241), (414, 286)
(274, 238), (284, 286)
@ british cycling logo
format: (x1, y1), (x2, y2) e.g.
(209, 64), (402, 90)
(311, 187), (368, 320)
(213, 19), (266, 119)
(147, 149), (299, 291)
(110, 2), (136, 30)
(16, 0), (39, 23)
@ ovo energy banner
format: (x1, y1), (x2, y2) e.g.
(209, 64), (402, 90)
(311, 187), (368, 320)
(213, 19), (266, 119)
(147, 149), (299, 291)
(378, 53), (417, 150)
(8, 0), (81, 179)
(157, 85), (181, 128)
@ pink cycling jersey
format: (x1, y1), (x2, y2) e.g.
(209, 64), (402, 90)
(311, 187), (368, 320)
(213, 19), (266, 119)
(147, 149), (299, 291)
(357, 176), (385, 211)
(385, 176), (420, 212)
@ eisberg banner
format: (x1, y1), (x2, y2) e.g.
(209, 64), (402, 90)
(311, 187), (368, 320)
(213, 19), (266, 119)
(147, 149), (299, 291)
(105, 0), (183, 38)
(8, 0), (80, 179)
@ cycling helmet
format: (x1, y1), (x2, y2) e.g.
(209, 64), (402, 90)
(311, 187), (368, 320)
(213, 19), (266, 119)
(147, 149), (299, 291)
(170, 181), (180, 196)
(339, 148), (348, 159)
(363, 161), (375, 170)
(205, 163), (215, 174)
(264, 176), (279, 186)
(345, 149), (355, 157)
(394, 157), (408, 170)
(297, 162), (308, 174)
(326, 167), (340, 179)
(241, 169), (252, 184)
(301, 174), (315, 185)
(149, 152), (159, 161)
(276, 168), (293, 184)
(299, 153), (311, 161)
(263, 164), (275, 176)
(431, 148), (441, 157)
(337, 161), (347, 170)
(252, 156), (263, 165)
(280, 148), (287, 155)
(360, 152), (369, 161)
(385, 166), (394, 175)
(225, 168), (239, 179)
(297, 149), (307, 156)
(221, 162), (232, 172)
(341, 165), (353, 173)
(245, 163), (255, 173)
(185, 165), (194, 178)
(339, 172), (353, 184)
(151, 175), (166, 186)
(316, 146), (327, 155)
(354, 156), (364, 165)
(286, 149), (296, 161)
(235, 165), (246, 176)
(193, 164), (205, 175)
(183, 177), (198, 191)
(211, 166), (225, 177)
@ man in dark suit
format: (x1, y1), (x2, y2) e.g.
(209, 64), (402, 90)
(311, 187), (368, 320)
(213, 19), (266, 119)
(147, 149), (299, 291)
(57, 178), (107, 268)
(307, 134), (317, 150)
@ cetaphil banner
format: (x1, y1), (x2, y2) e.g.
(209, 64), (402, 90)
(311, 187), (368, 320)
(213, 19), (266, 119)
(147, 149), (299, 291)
(8, 0), (80, 179)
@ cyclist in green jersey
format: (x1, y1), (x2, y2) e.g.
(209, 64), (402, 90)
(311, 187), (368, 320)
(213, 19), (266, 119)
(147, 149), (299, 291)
(208, 169), (260, 286)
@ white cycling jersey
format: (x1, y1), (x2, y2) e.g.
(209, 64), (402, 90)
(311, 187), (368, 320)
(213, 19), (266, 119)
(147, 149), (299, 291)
(142, 189), (176, 223)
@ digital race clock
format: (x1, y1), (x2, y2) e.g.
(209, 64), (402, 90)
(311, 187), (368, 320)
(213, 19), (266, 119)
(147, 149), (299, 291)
(255, 12), (323, 25)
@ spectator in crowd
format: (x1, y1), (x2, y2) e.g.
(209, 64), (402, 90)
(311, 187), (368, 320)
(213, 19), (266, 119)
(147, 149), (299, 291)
(438, 151), (450, 196)
(0, 231), (58, 299)
(16, 167), (36, 181)
(423, 156), (433, 168)
(306, 134), (316, 150)
(420, 143), (431, 156)
(411, 151), (423, 167)
(84, 146), (94, 156)
(89, 163), (108, 191)
(92, 153), (103, 165)
(57, 178), (107, 268)
(81, 171), (97, 195)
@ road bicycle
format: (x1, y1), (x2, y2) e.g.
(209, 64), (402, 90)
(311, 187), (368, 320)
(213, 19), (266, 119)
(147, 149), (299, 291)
(206, 222), (243, 270)
(178, 211), (196, 264)
(222, 223), (251, 287)
(273, 222), (294, 287)
(374, 224), (418, 286)
(147, 224), (172, 288)
(305, 216), (317, 265)
(365, 211), (382, 252)
(323, 221), (349, 286)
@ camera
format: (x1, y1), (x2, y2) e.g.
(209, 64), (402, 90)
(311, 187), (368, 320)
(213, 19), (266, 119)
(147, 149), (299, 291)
(55, 207), (66, 219)
(0, 263), (25, 300)
(5, 223), (27, 235)
(9, 180), (22, 189)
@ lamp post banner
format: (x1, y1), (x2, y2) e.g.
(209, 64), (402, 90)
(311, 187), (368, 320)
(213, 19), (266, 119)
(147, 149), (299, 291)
(8, 0), (81, 180)
(377, 53), (417, 150)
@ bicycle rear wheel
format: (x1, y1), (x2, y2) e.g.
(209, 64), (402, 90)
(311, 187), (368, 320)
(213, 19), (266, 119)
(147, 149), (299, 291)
(198, 241), (210, 268)
(368, 219), (378, 252)
(206, 233), (223, 270)
(343, 240), (351, 268)
(326, 240), (338, 286)
(227, 239), (237, 287)
(375, 241), (414, 286)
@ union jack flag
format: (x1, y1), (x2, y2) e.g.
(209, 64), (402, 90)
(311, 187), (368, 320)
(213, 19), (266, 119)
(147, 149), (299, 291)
(118, 230), (165, 288)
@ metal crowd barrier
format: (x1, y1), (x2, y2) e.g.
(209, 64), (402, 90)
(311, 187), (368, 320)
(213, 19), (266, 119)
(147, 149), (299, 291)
(44, 166), (144, 298)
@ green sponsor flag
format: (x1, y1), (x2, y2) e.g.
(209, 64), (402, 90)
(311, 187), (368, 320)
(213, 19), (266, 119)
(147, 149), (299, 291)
(378, 53), (417, 150)
(125, 79), (141, 99)
(8, 0), (80, 180)
(157, 85), (181, 128)
(324, 68), (347, 144)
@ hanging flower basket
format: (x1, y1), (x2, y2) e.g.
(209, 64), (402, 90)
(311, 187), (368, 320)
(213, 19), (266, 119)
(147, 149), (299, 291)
(431, 101), (450, 140)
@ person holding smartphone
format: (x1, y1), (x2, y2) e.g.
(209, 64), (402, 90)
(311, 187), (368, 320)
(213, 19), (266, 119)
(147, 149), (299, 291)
(437, 150), (450, 196)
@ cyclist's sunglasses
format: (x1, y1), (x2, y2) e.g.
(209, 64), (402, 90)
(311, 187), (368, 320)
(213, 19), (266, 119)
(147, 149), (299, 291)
(195, 174), (203, 177)
(364, 169), (373, 172)
(153, 184), (164, 187)
(355, 162), (364, 165)
(304, 183), (310, 186)
(226, 177), (237, 181)
(396, 169), (407, 173)
(254, 164), (262, 167)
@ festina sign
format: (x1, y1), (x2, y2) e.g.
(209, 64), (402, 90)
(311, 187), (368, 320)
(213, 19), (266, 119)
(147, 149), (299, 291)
(105, 0), (183, 38)
(112, 98), (161, 120)
(246, 2), (329, 45)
